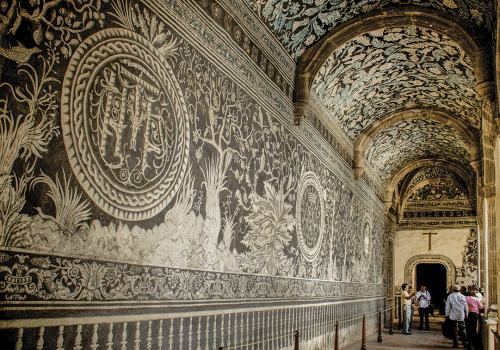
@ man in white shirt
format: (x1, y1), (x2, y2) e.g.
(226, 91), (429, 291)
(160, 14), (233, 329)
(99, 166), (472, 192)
(416, 285), (431, 330)
(401, 283), (416, 335)
(445, 284), (469, 348)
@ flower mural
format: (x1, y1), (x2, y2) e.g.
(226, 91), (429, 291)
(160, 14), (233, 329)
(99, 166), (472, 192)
(313, 27), (480, 141)
(406, 166), (467, 189)
(365, 119), (470, 183)
(245, 0), (492, 60)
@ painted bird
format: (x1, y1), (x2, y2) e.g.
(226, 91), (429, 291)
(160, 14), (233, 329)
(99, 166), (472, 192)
(0, 42), (41, 64)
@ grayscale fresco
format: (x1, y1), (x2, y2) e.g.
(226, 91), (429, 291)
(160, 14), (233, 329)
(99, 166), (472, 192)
(245, 0), (493, 60)
(313, 27), (480, 141)
(365, 119), (470, 182)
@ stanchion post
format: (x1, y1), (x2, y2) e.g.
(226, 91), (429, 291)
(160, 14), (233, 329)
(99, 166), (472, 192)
(389, 308), (394, 335)
(294, 330), (300, 350)
(334, 322), (339, 350)
(377, 310), (382, 342)
(360, 315), (367, 350)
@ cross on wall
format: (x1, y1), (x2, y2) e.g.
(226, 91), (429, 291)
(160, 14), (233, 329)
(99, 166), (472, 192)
(422, 232), (437, 250)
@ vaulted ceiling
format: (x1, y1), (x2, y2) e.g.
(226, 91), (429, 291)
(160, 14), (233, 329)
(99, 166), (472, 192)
(269, 1), (495, 214)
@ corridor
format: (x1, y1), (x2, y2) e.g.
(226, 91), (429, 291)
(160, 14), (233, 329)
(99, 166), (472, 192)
(343, 315), (482, 350)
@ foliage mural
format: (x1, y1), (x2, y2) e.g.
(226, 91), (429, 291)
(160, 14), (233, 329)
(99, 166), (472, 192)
(312, 27), (479, 140)
(245, 0), (493, 60)
(406, 166), (467, 189)
(0, 0), (387, 306)
(365, 119), (470, 182)
(407, 182), (468, 201)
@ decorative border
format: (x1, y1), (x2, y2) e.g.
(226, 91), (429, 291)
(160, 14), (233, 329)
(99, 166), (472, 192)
(404, 254), (456, 288)
(403, 210), (476, 218)
(0, 250), (385, 302)
(192, 0), (292, 97)
(308, 113), (352, 167)
(398, 219), (477, 229)
(405, 200), (474, 209)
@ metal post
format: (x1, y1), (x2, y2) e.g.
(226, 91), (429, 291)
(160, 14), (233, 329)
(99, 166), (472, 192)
(389, 308), (394, 335)
(334, 322), (339, 350)
(294, 330), (300, 350)
(360, 315), (366, 350)
(377, 310), (382, 342)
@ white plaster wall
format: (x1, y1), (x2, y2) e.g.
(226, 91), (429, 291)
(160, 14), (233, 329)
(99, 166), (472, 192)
(394, 228), (471, 287)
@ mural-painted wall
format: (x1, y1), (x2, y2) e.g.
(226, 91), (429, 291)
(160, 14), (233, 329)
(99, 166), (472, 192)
(0, 0), (387, 348)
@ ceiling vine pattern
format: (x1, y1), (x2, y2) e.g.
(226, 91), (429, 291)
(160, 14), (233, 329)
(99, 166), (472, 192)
(312, 27), (480, 140)
(407, 182), (468, 201)
(245, 0), (493, 60)
(406, 166), (466, 188)
(365, 119), (470, 183)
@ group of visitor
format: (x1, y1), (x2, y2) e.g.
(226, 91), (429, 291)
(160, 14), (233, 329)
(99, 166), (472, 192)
(400, 284), (432, 334)
(400, 283), (484, 349)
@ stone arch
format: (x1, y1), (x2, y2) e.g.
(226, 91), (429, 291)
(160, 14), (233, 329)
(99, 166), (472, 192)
(404, 254), (456, 290)
(385, 159), (475, 209)
(293, 7), (494, 126)
(352, 107), (481, 180)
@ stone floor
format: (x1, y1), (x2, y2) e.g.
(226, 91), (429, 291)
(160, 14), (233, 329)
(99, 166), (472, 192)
(342, 315), (482, 350)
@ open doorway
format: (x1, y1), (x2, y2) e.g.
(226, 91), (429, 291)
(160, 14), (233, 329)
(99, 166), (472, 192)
(416, 263), (447, 315)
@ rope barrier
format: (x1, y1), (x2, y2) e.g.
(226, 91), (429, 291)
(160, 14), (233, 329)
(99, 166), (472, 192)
(221, 307), (396, 349)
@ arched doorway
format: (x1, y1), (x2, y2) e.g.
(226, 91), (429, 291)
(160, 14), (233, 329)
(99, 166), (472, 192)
(416, 263), (447, 314)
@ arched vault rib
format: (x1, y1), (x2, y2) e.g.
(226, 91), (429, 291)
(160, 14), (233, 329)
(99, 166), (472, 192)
(384, 159), (476, 212)
(352, 107), (481, 180)
(293, 7), (495, 126)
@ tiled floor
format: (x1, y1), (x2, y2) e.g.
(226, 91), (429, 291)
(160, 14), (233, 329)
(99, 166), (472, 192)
(342, 315), (482, 350)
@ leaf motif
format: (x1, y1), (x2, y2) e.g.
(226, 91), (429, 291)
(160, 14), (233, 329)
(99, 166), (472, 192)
(33, 26), (43, 45)
(10, 14), (22, 34)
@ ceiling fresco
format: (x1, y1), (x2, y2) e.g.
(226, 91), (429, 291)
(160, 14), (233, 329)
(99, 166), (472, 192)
(406, 182), (468, 201)
(365, 119), (470, 183)
(406, 166), (467, 189)
(312, 27), (480, 140)
(245, 0), (493, 60)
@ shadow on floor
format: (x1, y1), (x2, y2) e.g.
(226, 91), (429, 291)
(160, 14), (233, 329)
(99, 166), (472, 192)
(341, 315), (484, 350)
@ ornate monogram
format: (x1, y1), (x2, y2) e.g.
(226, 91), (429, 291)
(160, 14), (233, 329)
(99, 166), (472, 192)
(0, 250), (385, 301)
(61, 28), (190, 221)
(296, 172), (325, 262)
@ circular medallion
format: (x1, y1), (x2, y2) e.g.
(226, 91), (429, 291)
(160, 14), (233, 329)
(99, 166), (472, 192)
(212, 3), (222, 20)
(296, 172), (325, 262)
(61, 29), (190, 221)
(360, 213), (372, 270)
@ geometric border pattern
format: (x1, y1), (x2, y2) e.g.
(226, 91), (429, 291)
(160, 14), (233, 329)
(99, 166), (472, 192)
(404, 254), (456, 289)
(0, 250), (385, 302)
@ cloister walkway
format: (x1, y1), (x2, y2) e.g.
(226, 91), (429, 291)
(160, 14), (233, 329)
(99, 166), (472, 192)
(342, 315), (481, 350)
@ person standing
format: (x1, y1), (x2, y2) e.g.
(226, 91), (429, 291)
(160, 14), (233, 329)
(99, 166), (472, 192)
(445, 284), (469, 348)
(466, 285), (484, 347)
(409, 286), (416, 332)
(417, 285), (431, 330)
(401, 283), (416, 335)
